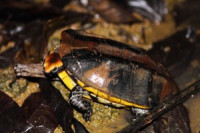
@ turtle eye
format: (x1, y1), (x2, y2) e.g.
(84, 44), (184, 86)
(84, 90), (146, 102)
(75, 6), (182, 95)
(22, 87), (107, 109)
(51, 67), (59, 74)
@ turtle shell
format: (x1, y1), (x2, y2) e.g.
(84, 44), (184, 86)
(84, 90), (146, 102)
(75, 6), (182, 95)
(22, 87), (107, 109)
(58, 29), (177, 108)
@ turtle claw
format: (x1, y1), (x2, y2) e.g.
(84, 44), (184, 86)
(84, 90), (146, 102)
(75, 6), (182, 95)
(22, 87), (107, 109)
(82, 100), (92, 121)
(131, 107), (149, 121)
(83, 109), (92, 121)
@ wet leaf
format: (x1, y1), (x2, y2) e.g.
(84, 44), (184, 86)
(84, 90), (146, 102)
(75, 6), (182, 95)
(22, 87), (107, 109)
(0, 91), (59, 133)
(39, 79), (74, 133)
(174, 0), (200, 28)
(22, 93), (59, 133)
(147, 27), (197, 77)
(154, 105), (190, 133)
(0, 12), (92, 68)
(0, 1), (65, 23)
(0, 21), (44, 68)
(87, 0), (167, 23)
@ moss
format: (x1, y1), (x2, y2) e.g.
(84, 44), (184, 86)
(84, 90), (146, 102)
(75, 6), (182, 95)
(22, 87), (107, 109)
(0, 67), (40, 105)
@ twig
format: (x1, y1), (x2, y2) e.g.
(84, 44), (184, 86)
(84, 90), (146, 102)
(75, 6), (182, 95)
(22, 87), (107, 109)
(14, 63), (46, 79)
(119, 80), (200, 133)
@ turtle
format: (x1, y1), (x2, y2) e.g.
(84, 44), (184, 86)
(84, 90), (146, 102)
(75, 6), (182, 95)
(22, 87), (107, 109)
(43, 29), (177, 121)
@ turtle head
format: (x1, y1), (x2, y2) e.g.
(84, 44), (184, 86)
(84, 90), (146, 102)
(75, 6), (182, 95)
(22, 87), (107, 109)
(43, 52), (64, 76)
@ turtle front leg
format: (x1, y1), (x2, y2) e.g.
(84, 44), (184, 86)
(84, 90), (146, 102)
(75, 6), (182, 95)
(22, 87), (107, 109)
(70, 85), (92, 121)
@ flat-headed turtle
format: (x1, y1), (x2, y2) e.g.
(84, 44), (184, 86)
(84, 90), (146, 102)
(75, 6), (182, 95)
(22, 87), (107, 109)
(43, 29), (177, 121)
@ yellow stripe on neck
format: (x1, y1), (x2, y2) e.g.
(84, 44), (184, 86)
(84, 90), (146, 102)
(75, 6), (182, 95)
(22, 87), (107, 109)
(58, 70), (77, 90)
